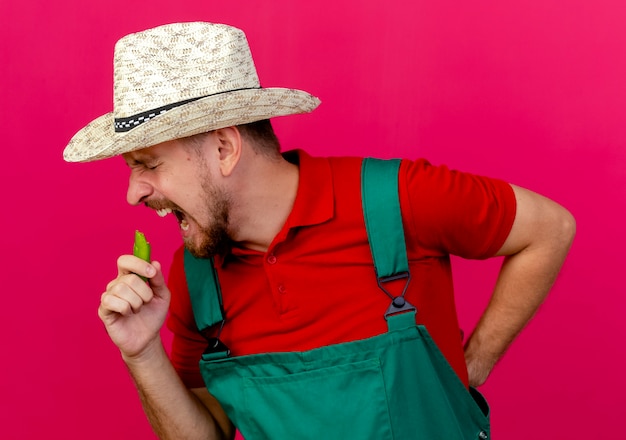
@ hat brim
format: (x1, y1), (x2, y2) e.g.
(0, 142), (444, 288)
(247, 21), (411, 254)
(63, 87), (320, 163)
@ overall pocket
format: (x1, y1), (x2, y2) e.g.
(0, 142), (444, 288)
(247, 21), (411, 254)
(386, 325), (490, 439)
(200, 325), (490, 439)
(239, 358), (394, 440)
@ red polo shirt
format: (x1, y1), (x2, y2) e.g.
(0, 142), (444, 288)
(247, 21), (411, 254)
(166, 150), (516, 389)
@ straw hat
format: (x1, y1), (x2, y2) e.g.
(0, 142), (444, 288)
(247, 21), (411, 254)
(63, 22), (320, 162)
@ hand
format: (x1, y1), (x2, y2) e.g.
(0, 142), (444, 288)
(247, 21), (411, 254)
(464, 352), (496, 388)
(98, 255), (171, 360)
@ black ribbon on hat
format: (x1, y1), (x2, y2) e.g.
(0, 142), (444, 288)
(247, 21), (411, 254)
(114, 87), (261, 133)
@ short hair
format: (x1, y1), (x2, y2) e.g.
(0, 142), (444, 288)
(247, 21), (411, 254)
(236, 119), (281, 158)
(181, 119), (281, 159)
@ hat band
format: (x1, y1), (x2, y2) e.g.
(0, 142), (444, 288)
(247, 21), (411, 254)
(114, 87), (261, 133)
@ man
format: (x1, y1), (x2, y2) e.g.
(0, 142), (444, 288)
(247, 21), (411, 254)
(64, 22), (575, 439)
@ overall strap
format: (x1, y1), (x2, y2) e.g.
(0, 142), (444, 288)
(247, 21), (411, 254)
(184, 158), (415, 339)
(184, 251), (224, 333)
(361, 158), (416, 328)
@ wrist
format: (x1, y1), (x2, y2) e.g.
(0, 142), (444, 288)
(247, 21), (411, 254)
(464, 334), (501, 387)
(121, 336), (165, 367)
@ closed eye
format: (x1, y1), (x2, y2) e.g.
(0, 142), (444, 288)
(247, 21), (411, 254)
(127, 160), (160, 172)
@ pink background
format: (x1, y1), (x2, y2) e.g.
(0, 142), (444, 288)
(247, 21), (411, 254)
(1, 1), (624, 439)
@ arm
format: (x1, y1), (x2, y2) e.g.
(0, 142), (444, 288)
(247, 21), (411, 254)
(464, 184), (576, 386)
(99, 256), (234, 439)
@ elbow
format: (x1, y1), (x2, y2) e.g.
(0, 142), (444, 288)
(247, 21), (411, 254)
(555, 207), (576, 252)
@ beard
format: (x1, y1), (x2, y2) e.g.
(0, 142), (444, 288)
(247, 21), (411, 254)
(185, 178), (233, 259)
(146, 176), (233, 259)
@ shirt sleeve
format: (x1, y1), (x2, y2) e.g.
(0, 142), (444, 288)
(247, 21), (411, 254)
(399, 159), (517, 259)
(166, 245), (208, 389)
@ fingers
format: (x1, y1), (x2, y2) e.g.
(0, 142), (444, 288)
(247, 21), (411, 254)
(145, 261), (170, 302)
(100, 256), (170, 320)
(116, 254), (157, 279)
(102, 274), (155, 316)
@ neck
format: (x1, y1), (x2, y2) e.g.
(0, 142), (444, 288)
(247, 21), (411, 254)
(228, 153), (299, 252)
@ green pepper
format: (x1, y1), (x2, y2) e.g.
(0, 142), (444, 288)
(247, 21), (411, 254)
(133, 230), (151, 281)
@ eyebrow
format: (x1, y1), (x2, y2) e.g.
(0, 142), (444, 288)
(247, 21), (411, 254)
(125, 151), (157, 166)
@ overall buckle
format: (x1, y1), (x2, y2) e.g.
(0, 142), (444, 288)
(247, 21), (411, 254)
(201, 318), (231, 358)
(378, 272), (417, 319)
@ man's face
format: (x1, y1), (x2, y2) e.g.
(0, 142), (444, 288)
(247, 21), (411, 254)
(123, 138), (232, 258)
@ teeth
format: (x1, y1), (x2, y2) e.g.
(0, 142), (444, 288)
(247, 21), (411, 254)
(156, 208), (172, 218)
(180, 219), (189, 231)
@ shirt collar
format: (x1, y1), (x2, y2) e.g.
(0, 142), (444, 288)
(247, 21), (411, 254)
(218, 149), (334, 263)
(283, 149), (334, 229)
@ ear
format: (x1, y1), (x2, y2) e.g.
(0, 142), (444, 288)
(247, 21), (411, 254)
(214, 126), (242, 177)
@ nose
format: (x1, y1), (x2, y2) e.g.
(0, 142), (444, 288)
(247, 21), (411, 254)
(126, 172), (154, 206)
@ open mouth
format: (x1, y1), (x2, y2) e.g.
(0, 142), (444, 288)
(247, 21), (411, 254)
(155, 207), (189, 231)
